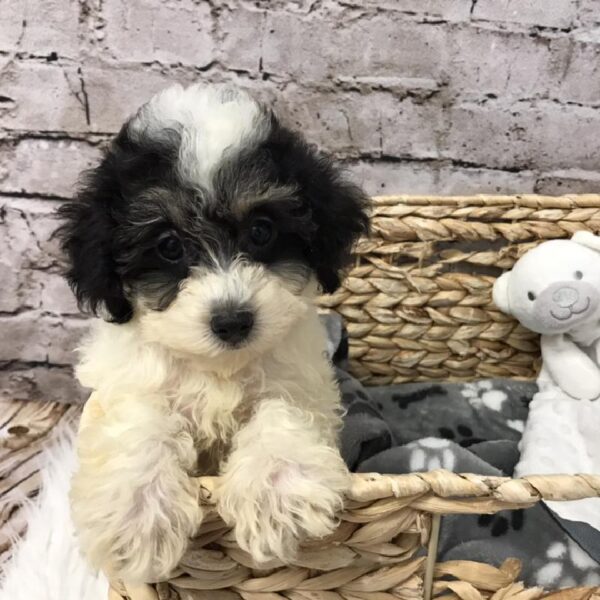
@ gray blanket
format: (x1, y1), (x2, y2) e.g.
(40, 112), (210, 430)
(322, 314), (600, 588)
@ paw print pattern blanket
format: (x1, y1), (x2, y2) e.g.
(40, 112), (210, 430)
(321, 314), (600, 589)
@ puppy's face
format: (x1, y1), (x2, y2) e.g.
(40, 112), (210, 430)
(58, 84), (369, 364)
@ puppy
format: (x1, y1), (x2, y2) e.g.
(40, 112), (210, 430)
(58, 83), (369, 585)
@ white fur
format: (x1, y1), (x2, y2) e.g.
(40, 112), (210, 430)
(71, 262), (348, 585)
(128, 83), (269, 192)
(0, 423), (108, 600)
(218, 399), (349, 563)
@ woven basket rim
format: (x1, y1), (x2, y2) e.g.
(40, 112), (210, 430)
(372, 193), (600, 208)
(197, 471), (600, 511)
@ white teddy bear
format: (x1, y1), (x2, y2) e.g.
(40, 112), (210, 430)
(493, 231), (600, 401)
(493, 231), (600, 532)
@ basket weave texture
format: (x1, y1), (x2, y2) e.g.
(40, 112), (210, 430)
(113, 473), (600, 600)
(321, 194), (600, 385)
(111, 196), (600, 600)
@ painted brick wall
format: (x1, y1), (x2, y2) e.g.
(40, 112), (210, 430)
(2, 0), (600, 402)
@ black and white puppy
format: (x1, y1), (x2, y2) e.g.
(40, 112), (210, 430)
(59, 83), (369, 584)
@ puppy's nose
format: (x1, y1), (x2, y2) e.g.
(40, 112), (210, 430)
(553, 286), (579, 308)
(210, 309), (254, 344)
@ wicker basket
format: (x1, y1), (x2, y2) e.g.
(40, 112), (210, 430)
(111, 195), (600, 600)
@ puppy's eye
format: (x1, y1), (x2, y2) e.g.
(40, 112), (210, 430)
(575, 270), (583, 280)
(157, 233), (184, 261)
(249, 217), (275, 247)
(527, 291), (536, 301)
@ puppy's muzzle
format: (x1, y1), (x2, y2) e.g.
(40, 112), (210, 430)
(210, 306), (255, 345)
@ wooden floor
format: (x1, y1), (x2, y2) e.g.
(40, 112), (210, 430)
(0, 399), (81, 570)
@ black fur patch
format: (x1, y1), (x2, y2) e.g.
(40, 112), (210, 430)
(57, 99), (370, 322)
(259, 118), (370, 292)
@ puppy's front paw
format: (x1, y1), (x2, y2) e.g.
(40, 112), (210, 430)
(218, 462), (349, 564)
(71, 472), (204, 583)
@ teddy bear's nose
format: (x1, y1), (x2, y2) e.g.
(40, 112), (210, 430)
(552, 286), (579, 308)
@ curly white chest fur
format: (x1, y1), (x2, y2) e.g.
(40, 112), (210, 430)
(77, 303), (341, 448)
(71, 305), (348, 583)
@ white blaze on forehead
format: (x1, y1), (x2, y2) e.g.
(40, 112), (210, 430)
(128, 83), (270, 190)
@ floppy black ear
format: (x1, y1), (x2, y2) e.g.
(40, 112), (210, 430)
(266, 122), (370, 293)
(303, 156), (370, 292)
(57, 149), (133, 323)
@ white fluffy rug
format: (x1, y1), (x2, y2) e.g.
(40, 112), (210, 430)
(0, 422), (108, 600)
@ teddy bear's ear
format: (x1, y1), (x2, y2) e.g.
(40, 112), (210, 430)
(492, 272), (512, 314)
(572, 230), (600, 253)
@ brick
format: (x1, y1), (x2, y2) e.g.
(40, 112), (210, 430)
(0, 0), (26, 52)
(261, 13), (446, 82)
(557, 42), (600, 105)
(275, 88), (384, 156)
(346, 0), (472, 21)
(348, 161), (537, 196)
(38, 271), (80, 315)
(577, 0), (600, 27)
(0, 366), (87, 404)
(444, 101), (600, 171)
(0, 266), (41, 314)
(0, 199), (70, 314)
(334, 75), (440, 97)
(278, 89), (443, 160)
(83, 66), (196, 132)
(437, 166), (537, 194)
(46, 317), (89, 365)
(2, 198), (98, 317)
(0, 62), (88, 132)
(448, 26), (566, 100)
(535, 169), (600, 195)
(103, 0), (215, 65)
(348, 161), (438, 196)
(0, 313), (87, 364)
(472, 0), (577, 29)
(277, 88), (442, 159)
(217, 7), (265, 73)
(0, 264), (80, 318)
(0, 138), (102, 198)
(380, 98), (444, 159)
(3, 201), (47, 272)
(0, 263), (24, 313)
(247, 0), (315, 13)
(2, 199), (64, 270)
(17, 0), (81, 58)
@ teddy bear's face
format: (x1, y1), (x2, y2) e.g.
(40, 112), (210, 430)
(529, 277), (598, 333)
(493, 239), (600, 335)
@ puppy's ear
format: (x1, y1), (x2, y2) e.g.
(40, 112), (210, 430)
(57, 150), (133, 323)
(306, 159), (370, 293)
(268, 122), (370, 293)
